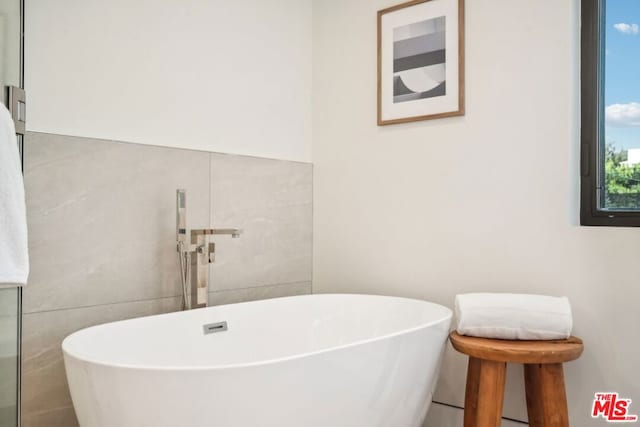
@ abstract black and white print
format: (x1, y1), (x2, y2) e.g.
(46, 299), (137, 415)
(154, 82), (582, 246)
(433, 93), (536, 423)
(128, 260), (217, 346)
(393, 16), (446, 103)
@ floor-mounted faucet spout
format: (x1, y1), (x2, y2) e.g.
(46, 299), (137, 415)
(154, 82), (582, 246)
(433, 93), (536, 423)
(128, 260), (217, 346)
(190, 228), (243, 242)
(176, 190), (242, 310)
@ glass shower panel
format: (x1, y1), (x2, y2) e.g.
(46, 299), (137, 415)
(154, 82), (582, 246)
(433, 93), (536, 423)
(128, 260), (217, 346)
(0, 290), (19, 426)
(1, 0), (21, 89)
(1, 0), (23, 425)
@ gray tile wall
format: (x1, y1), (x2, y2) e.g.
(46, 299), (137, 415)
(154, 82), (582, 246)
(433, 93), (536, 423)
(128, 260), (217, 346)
(22, 132), (313, 427)
(209, 154), (313, 292)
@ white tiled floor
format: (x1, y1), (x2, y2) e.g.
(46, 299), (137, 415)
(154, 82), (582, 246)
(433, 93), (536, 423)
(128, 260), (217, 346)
(424, 402), (528, 427)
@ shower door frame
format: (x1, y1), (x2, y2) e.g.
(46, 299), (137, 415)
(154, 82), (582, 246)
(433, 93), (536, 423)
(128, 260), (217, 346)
(3, 0), (26, 424)
(16, 0), (24, 423)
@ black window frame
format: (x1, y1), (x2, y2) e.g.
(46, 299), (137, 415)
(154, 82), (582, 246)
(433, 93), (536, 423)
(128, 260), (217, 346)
(581, 0), (640, 227)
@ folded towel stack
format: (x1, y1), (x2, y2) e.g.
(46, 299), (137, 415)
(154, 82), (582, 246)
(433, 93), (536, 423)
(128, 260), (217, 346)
(455, 293), (572, 340)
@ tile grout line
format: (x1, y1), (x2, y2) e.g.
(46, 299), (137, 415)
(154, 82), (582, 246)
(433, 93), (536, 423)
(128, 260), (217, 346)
(209, 151), (213, 227)
(24, 281), (313, 316)
(209, 280), (313, 294)
(431, 400), (529, 425)
(27, 131), (313, 165)
(22, 294), (183, 316)
(310, 163), (314, 296)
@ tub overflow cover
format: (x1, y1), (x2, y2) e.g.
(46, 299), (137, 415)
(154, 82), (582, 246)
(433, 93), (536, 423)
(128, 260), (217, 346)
(203, 321), (228, 335)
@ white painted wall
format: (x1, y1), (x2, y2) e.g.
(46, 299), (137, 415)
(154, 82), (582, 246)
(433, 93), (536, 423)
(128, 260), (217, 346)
(624, 148), (640, 166)
(25, 0), (312, 162)
(0, 0), (21, 92)
(313, 0), (640, 425)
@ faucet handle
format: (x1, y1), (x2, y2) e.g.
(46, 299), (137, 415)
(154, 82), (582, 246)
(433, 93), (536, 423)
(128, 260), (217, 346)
(208, 242), (215, 263)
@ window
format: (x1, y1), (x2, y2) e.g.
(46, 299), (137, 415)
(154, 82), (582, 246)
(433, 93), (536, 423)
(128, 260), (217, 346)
(581, 0), (640, 226)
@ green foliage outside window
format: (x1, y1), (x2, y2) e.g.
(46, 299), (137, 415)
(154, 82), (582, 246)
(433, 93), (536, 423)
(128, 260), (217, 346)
(604, 144), (640, 209)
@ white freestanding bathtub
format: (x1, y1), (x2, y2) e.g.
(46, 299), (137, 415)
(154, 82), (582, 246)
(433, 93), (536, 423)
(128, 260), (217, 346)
(62, 294), (452, 427)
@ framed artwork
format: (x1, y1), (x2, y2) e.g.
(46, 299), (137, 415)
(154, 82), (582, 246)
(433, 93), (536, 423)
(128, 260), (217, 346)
(377, 0), (465, 125)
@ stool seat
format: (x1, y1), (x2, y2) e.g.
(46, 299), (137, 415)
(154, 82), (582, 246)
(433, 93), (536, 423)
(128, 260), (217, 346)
(449, 331), (584, 427)
(450, 332), (584, 364)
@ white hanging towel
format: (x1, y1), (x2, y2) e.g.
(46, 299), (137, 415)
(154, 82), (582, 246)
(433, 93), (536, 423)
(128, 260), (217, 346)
(455, 293), (572, 340)
(0, 103), (29, 285)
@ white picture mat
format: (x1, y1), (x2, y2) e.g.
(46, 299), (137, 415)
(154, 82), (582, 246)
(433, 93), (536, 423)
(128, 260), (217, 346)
(380, 0), (460, 121)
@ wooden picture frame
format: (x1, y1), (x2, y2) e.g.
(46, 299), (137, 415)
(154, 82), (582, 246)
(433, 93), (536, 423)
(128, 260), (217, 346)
(377, 0), (465, 125)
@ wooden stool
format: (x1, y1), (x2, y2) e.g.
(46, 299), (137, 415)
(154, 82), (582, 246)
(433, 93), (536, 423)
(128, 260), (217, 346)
(449, 332), (584, 427)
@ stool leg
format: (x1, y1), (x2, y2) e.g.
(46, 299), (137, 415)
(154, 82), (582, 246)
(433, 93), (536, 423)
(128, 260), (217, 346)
(524, 364), (545, 427)
(464, 357), (481, 427)
(475, 360), (507, 427)
(525, 364), (569, 427)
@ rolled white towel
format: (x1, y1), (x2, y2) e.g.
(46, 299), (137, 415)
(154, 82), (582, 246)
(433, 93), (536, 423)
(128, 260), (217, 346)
(0, 103), (29, 286)
(455, 293), (572, 340)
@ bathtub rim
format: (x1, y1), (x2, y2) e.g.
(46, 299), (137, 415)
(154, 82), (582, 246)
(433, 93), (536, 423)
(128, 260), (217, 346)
(62, 293), (452, 372)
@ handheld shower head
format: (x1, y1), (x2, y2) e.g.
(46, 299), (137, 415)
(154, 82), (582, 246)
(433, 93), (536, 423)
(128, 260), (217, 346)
(176, 189), (187, 244)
